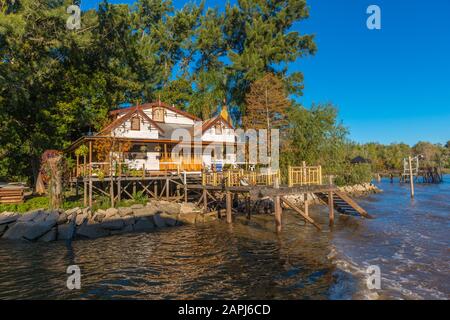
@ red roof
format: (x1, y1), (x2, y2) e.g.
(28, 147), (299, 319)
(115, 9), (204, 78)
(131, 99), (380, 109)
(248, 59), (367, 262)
(110, 101), (202, 121)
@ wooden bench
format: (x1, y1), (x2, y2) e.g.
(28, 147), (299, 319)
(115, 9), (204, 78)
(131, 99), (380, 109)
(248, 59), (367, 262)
(0, 187), (24, 204)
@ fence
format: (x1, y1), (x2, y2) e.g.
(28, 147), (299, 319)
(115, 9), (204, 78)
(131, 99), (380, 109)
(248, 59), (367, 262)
(288, 165), (322, 187)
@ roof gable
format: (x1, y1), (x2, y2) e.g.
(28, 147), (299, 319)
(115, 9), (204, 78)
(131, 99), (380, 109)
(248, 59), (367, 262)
(202, 115), (234, 132)
(110, 102), (202, 122)
(99, 107), (164, 135)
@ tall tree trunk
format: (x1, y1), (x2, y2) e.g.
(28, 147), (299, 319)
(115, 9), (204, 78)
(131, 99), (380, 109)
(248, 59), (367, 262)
(48, 155), (63, 209)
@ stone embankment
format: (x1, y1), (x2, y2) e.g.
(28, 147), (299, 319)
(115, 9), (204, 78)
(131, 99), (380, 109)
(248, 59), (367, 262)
(0, 201), (216, 242)
(283, 182), (382, 206)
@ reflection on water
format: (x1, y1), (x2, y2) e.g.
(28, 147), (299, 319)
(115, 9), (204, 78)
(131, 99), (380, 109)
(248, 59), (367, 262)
(0, 176), (448, 300)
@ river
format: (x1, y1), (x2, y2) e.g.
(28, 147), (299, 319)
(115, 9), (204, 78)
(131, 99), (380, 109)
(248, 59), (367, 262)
(0, 176), (448, 300)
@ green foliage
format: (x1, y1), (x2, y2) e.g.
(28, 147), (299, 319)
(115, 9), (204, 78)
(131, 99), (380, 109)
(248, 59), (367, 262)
(0, 196), (49, 213)
(333, 164), (373, 186)
(131, 190), (148, 204)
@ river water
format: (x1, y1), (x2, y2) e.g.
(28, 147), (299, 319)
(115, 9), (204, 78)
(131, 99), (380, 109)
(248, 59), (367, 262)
(0, 177), (448, 300)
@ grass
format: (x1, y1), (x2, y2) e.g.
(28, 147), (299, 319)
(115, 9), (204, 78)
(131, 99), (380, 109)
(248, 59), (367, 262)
(0, 191), (150, 214)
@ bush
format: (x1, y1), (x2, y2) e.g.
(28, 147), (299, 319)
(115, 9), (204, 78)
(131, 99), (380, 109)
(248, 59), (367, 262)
(333, 163), (373, 186)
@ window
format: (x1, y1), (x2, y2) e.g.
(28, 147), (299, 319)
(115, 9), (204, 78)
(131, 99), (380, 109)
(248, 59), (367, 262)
(215, 123), (222, 134)
(131, 117), (140, 131)
(153, 108), (165, 122)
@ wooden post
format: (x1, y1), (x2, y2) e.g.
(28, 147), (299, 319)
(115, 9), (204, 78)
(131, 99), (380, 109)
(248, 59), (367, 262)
(83, 178), (87, 207)
(203, 186), (208, 213)
(328, 175), (334, 226)
(304, 196), (309, 217)
(274, 176), (282, 232)
(409, 156), (415, 198)
(76, 154), (79, 177)
(166, 178), (170, 200)
(183, 171), (188, 203)
(142, 163), (145, 179)
(117, 177), (121, 203)
(302, 161), (307, 185)
(226, 190), (232, 223)
(88, 141), (93, 208)
(288, 165), (292, 187)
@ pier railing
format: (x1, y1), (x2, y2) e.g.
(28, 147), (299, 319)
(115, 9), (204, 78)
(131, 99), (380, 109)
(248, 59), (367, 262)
(202, 169), (281, 187)
(288, 165), (322, 187)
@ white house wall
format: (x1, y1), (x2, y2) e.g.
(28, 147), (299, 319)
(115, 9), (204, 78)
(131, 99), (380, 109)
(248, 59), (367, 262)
(142, 108), (194, 125)
(112, 118), (159, 139)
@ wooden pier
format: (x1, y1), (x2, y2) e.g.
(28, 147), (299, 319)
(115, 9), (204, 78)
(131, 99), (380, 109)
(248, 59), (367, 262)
(69, 164), (372, 233)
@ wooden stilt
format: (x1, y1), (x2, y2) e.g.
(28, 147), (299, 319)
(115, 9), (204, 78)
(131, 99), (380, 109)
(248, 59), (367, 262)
(203, 186), (208, 213)
(274, 195), (282, 232)
(166, 178), (170, 200)
(226, 190), (232, 223)
(154, 182), (158, 200)
(117, 177), (121, 203)
(89, 177), (93, 208)
(273, 176), (282, 232)
(83, 178), (87, 207)
(304, 197), (309, 217)
(328, 190), (334, 226)
(88, 141), (92, 208)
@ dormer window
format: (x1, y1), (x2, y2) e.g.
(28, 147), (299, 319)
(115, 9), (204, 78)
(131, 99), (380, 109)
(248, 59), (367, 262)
(153, 108), (165, 122)
(215, 123), (222, 134)
(131, 117), (140, 131)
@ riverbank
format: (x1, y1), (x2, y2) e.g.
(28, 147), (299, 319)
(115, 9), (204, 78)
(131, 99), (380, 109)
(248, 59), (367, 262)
(0, 183), (382, 242)
(0, 201), (218, 242)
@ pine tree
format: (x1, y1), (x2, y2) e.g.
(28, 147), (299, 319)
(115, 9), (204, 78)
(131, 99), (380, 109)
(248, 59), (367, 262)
(243, 73), (291, 131)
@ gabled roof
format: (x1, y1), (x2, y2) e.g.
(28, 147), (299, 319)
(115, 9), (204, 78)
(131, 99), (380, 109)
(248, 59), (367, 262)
(202, 114), (235, 132)
(99, 107), (164, 135)
(110, 101), (202, 121)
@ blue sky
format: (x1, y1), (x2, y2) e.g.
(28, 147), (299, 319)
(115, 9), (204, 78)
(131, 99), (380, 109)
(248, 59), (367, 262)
(81, 0), (450, 145)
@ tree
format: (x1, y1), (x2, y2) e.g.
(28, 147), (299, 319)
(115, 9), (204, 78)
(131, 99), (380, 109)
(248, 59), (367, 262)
(243, 73), (291, 130)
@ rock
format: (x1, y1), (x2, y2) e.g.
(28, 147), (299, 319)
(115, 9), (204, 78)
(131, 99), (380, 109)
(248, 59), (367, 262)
(3, 216), (57, 241)
(122, 216), (135, 226)
(0, 212), (19, 225)
(38, 227), (57, 242)
(0, 223), (10, 236)
(133, 206), (159, 218)
(17, 209), (44, 222)
(133, 217), (155, 232)
(82, 207), (91, 218)
(57, 212), (68, 225)
(160, 213), (178, 226)
(179, 203), (196, 214)
(178, 212), (197, 224)
(152, 213), (167, 228)
(204, 212), (218, 222)
(92, 210), (106, 223)
(76, 223), (109, 239)
(100, 218), (125, 230)
(118, 207), (133, 217)
(104, 208), (118, 219)
(46, 211), (59, 224)
(75, 213), (87, 226)
(57, 221), (76, 240)
(110, 224), (134, 235)
(131, 204), (144, 209)
(159, 202), (180, 215)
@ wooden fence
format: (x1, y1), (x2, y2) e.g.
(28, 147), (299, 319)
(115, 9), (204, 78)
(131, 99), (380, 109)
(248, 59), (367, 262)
(202, 169), (281, 187)
(288, 165), (322, 187)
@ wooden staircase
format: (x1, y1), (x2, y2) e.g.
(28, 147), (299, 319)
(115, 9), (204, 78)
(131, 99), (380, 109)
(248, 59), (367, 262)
(317, 191), (373, 219)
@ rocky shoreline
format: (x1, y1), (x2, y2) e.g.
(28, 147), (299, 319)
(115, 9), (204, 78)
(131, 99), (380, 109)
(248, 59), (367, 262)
(0, 183), (382, 242)
(284, 182), (382, 206)
(0, 201), (217, 242)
